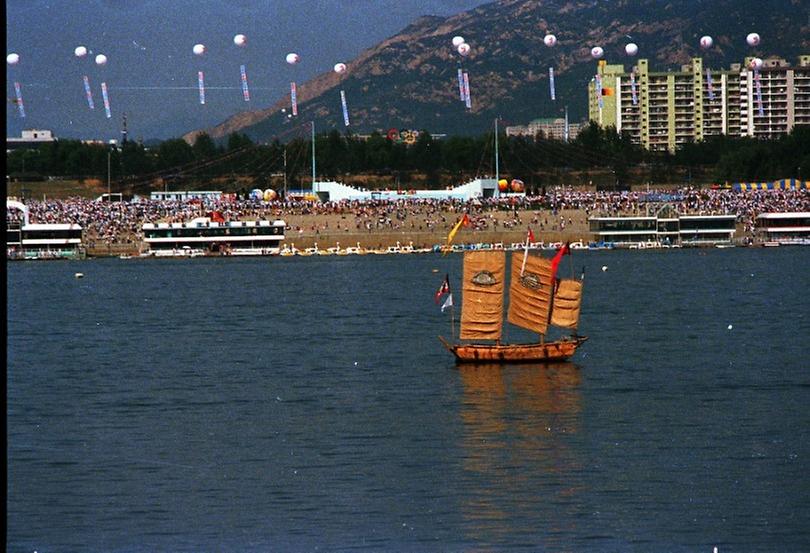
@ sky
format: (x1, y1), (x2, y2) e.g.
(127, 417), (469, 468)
(6, 0), (491, 141)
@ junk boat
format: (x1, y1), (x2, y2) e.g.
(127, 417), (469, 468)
(440, 247), (587, 363)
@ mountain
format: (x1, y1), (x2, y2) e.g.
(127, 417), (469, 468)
(184, 0), (810, 143)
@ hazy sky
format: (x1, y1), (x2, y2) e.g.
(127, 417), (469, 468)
(6, 0), (491, 141)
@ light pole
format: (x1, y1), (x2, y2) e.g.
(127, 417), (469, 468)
(107, 150), (111, 200)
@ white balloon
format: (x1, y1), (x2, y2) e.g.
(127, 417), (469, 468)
(700, 35), (713, 49)
(590, 46), (604, 59)
(544, 34), (557, 47)
(233, 34), (247, 47)
(625, 43), (639, 56)
(457, 43), (471, 56)
(95, 54), (107, 66)
(193, 43), (206, 56)
(333, 62), (347, 74)
(74, 46), (88, 58)
(749, 57), (763, 70)
(452, 36), (465, 47)
(286, 52), (300, 65)
(746, 32), (760, 47)
(7, 53), (20, 65)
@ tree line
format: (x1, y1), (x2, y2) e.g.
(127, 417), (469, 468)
(6, 123), (809, 192)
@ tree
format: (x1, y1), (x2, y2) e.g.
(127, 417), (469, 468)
(192, 132), (219, 160)
(156, 139), (195, 170)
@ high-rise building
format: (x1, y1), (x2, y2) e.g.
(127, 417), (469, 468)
(589, 55), (810, 152)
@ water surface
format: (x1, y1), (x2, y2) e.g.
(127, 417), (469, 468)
(7, 248), (810, 551)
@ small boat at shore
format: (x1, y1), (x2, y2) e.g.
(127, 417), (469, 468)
(439, 245), (586, 364)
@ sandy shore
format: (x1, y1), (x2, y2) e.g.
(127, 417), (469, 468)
(86, 207), (602, 256)
(84, 206), (750, 257)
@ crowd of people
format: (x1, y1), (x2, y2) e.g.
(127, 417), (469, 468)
(6, 187), (809, 246)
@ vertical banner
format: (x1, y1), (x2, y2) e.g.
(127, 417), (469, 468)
(630, 72), (638, 105)
(198, 71), (206, 105)
(595, 75), (603, 109)
(83, 76), (95, 109)
(290, 81), (298, 116)
(548, 67), (556, 101)
(457, 67), (465, 102)
(240, 64), (250, 101)
(463, 72), (471, 109)
(706, 68), (715, 101)
(754, 70), (764, 117)
(340, 89), (350, 126)
(14, 82), (25, 118)
(101, 82), (111, 118)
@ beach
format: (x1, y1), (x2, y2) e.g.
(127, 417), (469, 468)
(9, 186), (808, 257)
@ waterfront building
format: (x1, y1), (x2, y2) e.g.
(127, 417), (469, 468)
(6, 199), (85, 260)
(505, 118), (583, 141)
(755, 212), (810, 245)
(589, 55), (810, 152)
(589, 206), (737, 246)
(142, 217), (286, 257)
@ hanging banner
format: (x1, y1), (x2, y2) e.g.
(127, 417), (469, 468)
(14, 82), (25, 118)
(198, 71), (206, 105)
(754, 70), (764, 117)
(340, 89), (350, 126)
(630, 72), (638, 106)
(83, 75), (95, 110)
(549, 67), (556, 101)
(457, 67), (465, 102)
(240, 64), (250, 101)
(595, 74), (603, 109)
(463, 72), (471, 109)
(706, 68), (715, 101)
(290, 81), (298, 116)
(101, 81), (111, 118)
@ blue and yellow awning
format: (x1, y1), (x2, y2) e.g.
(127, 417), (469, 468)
(732, 179), (810, 191)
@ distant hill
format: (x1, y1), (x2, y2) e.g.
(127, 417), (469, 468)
(184, 0), (810, 143)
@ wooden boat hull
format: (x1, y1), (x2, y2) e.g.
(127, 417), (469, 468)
(439, 336), (587, 363)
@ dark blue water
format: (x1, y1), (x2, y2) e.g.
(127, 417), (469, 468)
(7, 249), (810, 552)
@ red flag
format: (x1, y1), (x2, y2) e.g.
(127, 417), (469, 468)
(527, 227), (535, 243)
(550, 242), (571, 282)
(434, 274), (450, 303)
(462, 214), (471, 227)
(210, 211), (225, 223)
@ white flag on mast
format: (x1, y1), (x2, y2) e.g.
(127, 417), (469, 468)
(441, 293), (454, 313)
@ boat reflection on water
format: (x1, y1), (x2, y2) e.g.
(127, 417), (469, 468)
(457, 362), (584, 547)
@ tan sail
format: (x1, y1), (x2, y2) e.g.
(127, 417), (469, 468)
(550, 279), (583, 330)
(507, 251), (553, 335)
(460, 250), (506, 340)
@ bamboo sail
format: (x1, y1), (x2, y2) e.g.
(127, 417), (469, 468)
(459, 250), (506, 340)
(507, 251), (553, 335)
(550, 279), (583, 330)
(442, 249), (587, 363)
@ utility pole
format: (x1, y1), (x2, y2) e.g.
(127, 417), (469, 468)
(121, 112), (128, 144)
(283, 147), (287, 199)
(311, 120), (316, 192)
(494, 117), (499, 184)
(564, 105), (570, 143)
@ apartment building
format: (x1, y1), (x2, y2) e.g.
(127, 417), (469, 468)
(589, 55), (810, 152)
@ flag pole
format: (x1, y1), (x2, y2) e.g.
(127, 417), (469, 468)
(520, 227), (532, 276)
(520, 235), (530, 276)
(451, 304), (455, 340)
